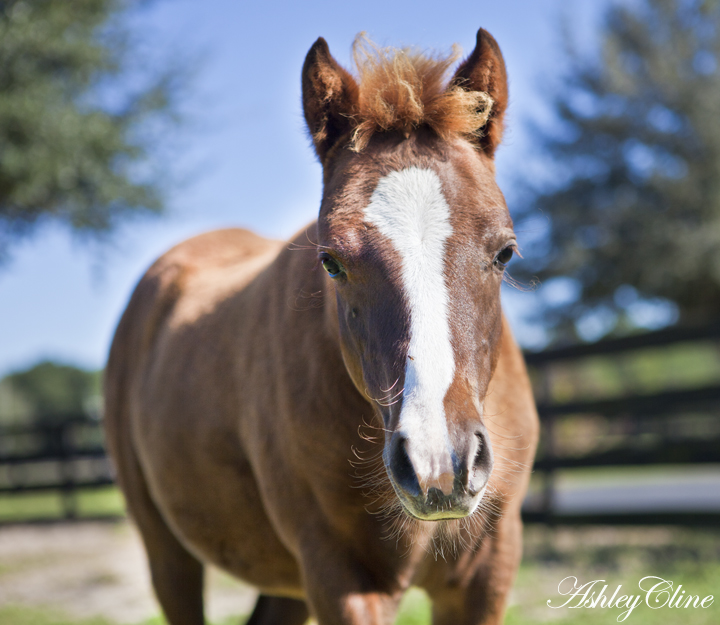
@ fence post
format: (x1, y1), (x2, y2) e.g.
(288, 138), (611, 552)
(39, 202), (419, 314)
(541, 413), (556, 524)
(58, 422), (77, 519)
(539, 365), (556, 524)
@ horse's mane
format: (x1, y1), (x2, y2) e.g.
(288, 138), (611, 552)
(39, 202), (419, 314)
(349, 34), (493, 151)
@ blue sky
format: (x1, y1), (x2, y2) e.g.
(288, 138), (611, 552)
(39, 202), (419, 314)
(0, 0), (609, 376)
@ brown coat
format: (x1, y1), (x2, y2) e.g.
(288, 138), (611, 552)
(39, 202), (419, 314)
(105, 28), (539, 625)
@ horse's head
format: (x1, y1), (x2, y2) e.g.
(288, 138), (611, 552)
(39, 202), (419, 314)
(302, 30), (513, 522)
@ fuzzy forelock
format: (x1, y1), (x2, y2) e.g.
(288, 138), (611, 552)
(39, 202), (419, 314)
(349, 34), (494, 152)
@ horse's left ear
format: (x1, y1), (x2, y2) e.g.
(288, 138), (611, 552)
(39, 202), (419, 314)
(451, 28), (508, 157)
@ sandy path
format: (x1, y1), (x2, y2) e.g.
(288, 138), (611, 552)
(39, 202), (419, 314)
(0, 520), (257, 624)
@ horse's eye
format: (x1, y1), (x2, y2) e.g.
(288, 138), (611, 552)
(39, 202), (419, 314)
(320, 255), (344, 278)
(494, 246), (514, 268)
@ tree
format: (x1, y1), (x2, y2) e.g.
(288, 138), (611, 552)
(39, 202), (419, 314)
(0, 0), (180, 262)
(515, 0), (720, 342)
(0, 360), (101, 425)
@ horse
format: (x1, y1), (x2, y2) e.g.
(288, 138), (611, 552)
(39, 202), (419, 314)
(104, 28), (539, 625)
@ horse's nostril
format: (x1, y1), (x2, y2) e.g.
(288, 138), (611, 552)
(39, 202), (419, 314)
(473, 432), (484, 466)
(469, 431), (494, 495)
(389, 436), (421, 497)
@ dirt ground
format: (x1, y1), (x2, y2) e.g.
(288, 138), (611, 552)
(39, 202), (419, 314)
(2, 519), (718, 625)
(0, 520), (257, 624)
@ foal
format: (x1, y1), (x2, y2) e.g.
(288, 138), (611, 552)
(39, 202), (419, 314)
(105, 28), (538, 625)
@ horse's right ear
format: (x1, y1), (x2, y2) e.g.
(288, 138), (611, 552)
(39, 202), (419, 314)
(302, 38), (359, 163)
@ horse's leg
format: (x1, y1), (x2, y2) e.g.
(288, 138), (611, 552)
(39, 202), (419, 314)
(113, 439), (205, 625)
(244, 595), (309, 625)
(297, 533), (401, 624)
(140, 514), (205, 625)
(304, 581), (399, 625)
(428, 513), (524, 625)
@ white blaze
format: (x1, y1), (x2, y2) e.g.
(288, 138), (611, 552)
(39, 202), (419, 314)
(364, 167), (455, 487)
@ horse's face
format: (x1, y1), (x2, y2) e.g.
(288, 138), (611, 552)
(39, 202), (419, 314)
(303, 30), (512, 521)
(317, 137), (512, 520)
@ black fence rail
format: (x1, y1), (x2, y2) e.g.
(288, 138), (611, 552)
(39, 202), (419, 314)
(522, 322), (720, 526)
(0, 416), (114, 520)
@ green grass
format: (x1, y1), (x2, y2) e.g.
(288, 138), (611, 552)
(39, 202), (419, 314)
(140, 617), (241, 625)
(0, 606), (114, 625)
(398, 528), (720, 625)
(1, 526), (717, 624)
(506, 563), (719, 625)
(545, 341), (720, 404)
(1, 568), (716, 625)
(5, 568), (713, 625)
(0, 590), (430, 625)
(0, 491), (64, 521)
(509, 526), (720, 625)
(76, 486), (126, 517)
(395, 588), (432, 624)
(0, 486), (126, 522)
(0, 607), (245, 625)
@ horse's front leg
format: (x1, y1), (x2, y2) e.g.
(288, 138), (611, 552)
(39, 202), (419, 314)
(427, 512), (524, 625)
(298, 533), (404, 625)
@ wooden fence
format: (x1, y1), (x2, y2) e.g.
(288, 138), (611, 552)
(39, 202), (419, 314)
(522, 322), (720, 526)
(0, 416), (113, 520)
(1, 324), (719, 524)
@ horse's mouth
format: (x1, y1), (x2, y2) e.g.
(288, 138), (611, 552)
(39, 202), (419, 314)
(392, 481), (487, 522)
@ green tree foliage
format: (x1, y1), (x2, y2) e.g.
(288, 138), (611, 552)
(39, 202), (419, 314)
(0, 360), (101, 425)
(516, 0), (720, 341)
(0, 0), (179, 262)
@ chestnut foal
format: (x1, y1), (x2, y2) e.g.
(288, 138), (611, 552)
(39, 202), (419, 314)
(105, 28), (538, 625)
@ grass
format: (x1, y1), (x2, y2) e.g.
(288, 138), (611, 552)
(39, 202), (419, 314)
(0, 606), (114, 625)
(506, 562), (719, 625)
(0, 608), (252, 625)
(3, 566), (715, 624)
(395, 588), (432, 624)
(1, 524), (717, 625)
(544, 341), (720, 404)
(508, 526), (720, 625)
(0, 486), (125, 523)
(0, 607), (249, 625)
(0, 598), (431, 625)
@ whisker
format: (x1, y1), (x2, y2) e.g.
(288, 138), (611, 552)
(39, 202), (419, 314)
(365, 385), (405, 407)
(380, 377), (400, 393)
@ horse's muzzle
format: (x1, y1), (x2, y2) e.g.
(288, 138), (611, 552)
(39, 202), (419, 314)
(385, 426), (494, 521)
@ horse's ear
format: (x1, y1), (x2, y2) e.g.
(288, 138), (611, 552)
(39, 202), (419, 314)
(302, 38), (359, 163)
(451, 28), (508, 157)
